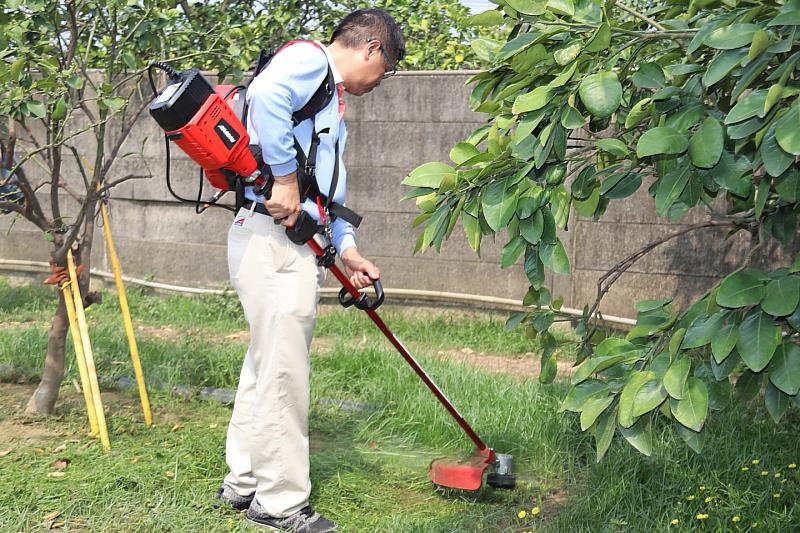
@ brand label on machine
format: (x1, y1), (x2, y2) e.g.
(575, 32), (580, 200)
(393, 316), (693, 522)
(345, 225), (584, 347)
(215, 118), (239, 149)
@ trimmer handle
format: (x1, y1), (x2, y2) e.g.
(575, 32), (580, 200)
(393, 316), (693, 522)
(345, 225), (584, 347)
(338, 279), (384, 311)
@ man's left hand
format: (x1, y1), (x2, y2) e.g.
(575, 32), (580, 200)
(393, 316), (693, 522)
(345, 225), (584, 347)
(341, 247), (380, 290)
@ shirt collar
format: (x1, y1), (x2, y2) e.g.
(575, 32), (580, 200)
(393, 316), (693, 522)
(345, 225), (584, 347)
(316, 41), (344, 86)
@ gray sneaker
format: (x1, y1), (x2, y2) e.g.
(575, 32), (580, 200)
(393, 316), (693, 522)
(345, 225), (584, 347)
(245, 498), (338, 532)
(215, 483), (254, 511)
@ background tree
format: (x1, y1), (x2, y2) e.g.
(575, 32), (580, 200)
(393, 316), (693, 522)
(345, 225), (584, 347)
(0, 0), (502, 416)
(405, 0), (800, 459)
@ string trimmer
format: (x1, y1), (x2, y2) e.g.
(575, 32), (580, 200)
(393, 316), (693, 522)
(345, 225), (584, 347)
(146, 59), (515, 491)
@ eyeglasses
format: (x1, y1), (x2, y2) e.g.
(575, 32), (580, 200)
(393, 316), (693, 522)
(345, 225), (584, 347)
(378, 44), (396, 80)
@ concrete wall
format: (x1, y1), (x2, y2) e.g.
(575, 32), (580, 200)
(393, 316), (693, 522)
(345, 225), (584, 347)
(2, 71), (794, 318)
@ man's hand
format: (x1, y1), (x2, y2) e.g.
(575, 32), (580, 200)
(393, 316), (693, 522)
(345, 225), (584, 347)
(341, 247), (380, 290)
(265, 172), (300, 227)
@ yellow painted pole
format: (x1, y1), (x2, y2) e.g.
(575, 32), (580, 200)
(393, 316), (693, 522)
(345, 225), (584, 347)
(61, 281), (100, 436)
(99, 200), (152, 427)
(66, 250), (111, 451)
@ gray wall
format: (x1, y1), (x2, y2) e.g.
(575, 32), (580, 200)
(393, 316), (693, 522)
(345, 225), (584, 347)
(2, 71), (792, 318)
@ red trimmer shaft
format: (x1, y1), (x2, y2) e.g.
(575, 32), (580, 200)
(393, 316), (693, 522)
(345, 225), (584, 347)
(305, 238), (515, 491)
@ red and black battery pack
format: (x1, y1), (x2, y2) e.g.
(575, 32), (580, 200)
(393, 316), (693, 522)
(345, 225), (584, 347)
(149, 68), (258, 190)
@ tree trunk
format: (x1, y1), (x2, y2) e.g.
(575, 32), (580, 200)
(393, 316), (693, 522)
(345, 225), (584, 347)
(25, 291), (69, 415)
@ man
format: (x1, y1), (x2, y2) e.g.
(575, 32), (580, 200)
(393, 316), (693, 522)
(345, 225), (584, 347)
(216, 9), (405, 533)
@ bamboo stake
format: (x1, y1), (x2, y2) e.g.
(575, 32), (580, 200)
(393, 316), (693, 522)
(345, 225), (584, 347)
(99, 199), (152, 427)
(60, 281), (100, 436)
(66, 250), (111, 451)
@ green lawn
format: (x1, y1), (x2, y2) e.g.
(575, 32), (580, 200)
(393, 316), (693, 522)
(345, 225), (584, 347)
(0, 279), (798, 532)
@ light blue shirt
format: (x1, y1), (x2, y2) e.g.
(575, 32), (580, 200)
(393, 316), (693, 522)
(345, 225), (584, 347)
(245, 41), (356, 253)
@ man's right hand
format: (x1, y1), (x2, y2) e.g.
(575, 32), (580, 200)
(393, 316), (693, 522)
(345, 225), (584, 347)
(265, 171), (301, 227)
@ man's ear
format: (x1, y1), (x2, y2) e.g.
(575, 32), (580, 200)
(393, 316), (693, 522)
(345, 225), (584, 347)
(365, 39), (381, 58)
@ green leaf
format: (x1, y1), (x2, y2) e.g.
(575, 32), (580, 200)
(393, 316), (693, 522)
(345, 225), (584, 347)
(703, 50), (747, 87)
(775, 101), (800, 155)
(593, 404), (617, 462)
(553, 42), (581, 66)
(595, 138), (629, 156)
(512, 86), (552, 114)
(25, 100), (46, 118)
(736, 370), (763, 402)
(482, 179), (517, 231)
(585, 22), (611, 52)
(550, 186), (571, 229)
(769, 344), (800, 396)
(761, 276), (800, 317)
(631, 63), (665, 89)
(682, 311), (724, 349)
(712, 349), (741, 381)
(669, 328), (686, 358)
(619, 371), (655, 428)
(500, 235), (527, 268)
(654, 164), (691, 216)
(602, 172), (642, 200)
(619, 416), (653, 456)
(736, 310), (780, 372)
(636, 127), (689, 158)
(664, 356), (691, 400)
(717, 271), (766, 308)
(704, 24), (760, 50)
(669, 377), (709, 432)
(710, 151), (752, 197)
(540, 350), (558, 384)
(497, 31), (541, 61)
(580, 395), (615, 431)
(578, 71), (622, 119)
(524, 246), (545, 288)
(761, 123), (794, 178)
(689, 117), (723, 168)
(547, 0), (574, 16)
(466, 9), (506, 26)
(765, 382), (790, 424)
(449, 142), (480, 165)
(625, 98), (653, 129)
(51, 98), (67, 121)
(403, 162), (454, 188)
(561, 105), (585, 129)
(539, 240), (570, 274)
(505, 0), (547, 15)
(520, 210), (544, 244)
(560, 379), (610, 412)
(675, 421), (706, 453)
(776, 171), (800, 202)
(725, 90), (768, 124)
(462, 212), (481, 253)
(572, 354), (627, 385)
(635, 299), (672, 312)
(711, 323), (739, 363)
(633, 379), (667, 417)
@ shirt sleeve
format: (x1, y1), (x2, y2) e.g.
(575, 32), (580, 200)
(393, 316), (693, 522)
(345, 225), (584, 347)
(246, 43), (329, 177)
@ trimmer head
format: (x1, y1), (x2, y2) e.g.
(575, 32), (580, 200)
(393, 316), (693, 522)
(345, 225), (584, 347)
(429, 448), (516, 491)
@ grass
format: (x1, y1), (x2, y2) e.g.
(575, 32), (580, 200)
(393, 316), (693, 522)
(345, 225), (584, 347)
(1, 278), (799, 531)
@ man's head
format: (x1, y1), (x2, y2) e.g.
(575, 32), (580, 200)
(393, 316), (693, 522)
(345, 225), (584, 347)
(329, 8), (405, 96)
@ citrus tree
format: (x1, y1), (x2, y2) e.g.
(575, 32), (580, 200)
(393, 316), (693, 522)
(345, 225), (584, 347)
(404, 0), (800, 459)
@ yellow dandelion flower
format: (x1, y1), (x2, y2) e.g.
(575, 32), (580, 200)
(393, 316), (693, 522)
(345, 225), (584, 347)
(781, 479), (787, 484)
(518, 510), (527, 519)
(741, 467), (750, 472)
(699, 485), (706, 491)
(687, 495), (696, 501)
(704, 496), (713, 503)
(696, 513), (709, 520)
(531, 506), (540, 516)
(752, 459), (760, 465)
(732, 516), (741, 523)
(761, 470), (769, 476)
(773, 493), (781, 499)
(788, 463), (797, 469)
(752, 523), (759, 528)
(775, 472), (781, 478)
(670, 519), (679, 525)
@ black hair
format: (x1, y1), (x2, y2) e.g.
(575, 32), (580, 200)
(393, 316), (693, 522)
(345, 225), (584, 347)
(330, 8), (406, 64)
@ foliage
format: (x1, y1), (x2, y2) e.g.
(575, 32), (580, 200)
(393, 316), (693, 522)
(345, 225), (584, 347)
(405, 0), (800, 460)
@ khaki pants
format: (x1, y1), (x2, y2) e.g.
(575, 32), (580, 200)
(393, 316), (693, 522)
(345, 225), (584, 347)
(224, 208), (323, 517)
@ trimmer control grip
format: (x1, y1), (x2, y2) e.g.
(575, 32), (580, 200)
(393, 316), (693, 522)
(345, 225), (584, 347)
(338, 279), (384, 311)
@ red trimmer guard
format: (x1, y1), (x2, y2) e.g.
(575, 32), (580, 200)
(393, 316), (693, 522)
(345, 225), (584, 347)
(429, 447), (495, 490)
